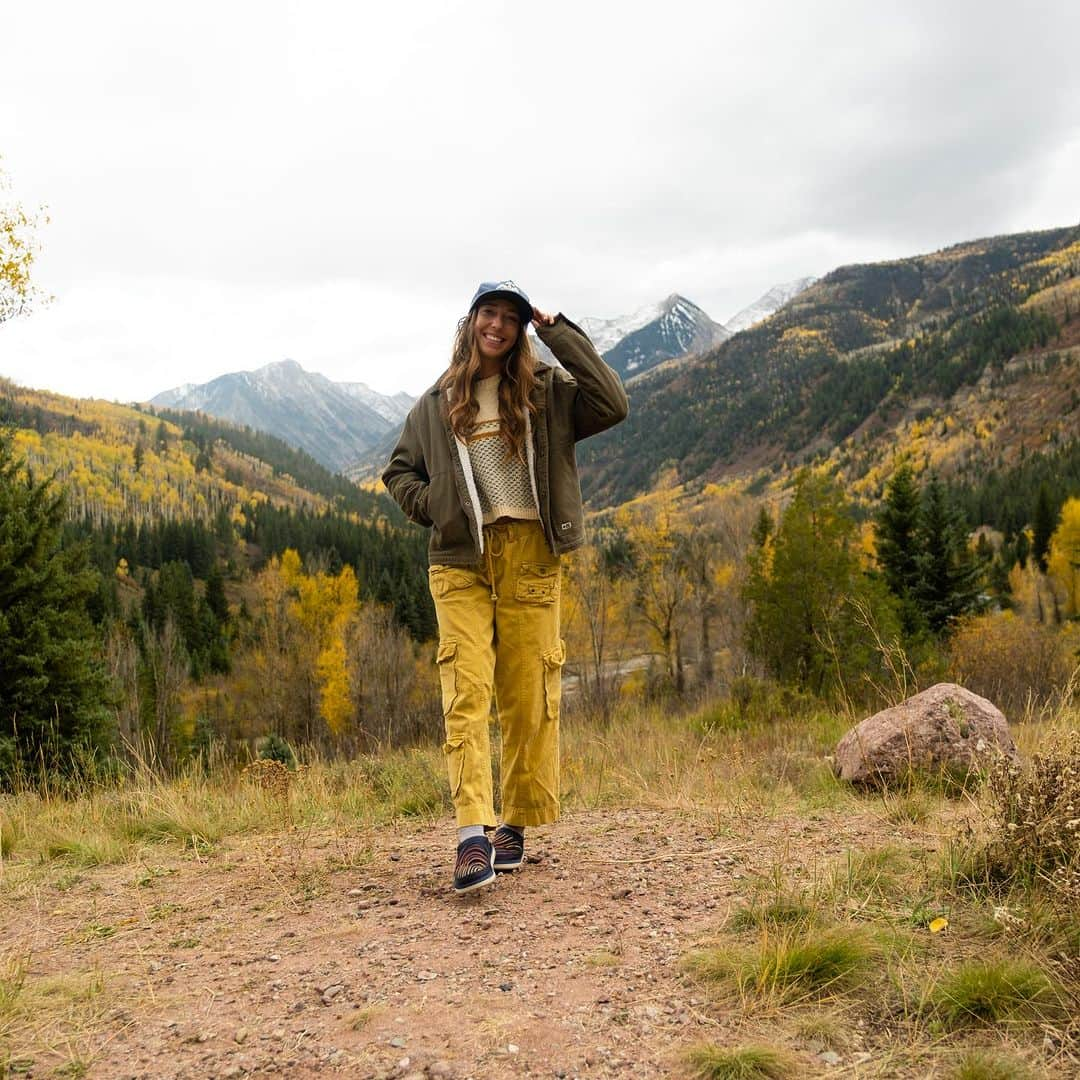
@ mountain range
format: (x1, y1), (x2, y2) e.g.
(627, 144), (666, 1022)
(148, 283), (804, 474)
(5, 224), (1079, 557)
(151, 360), (413, 474)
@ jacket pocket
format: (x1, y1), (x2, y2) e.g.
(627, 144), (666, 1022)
(542, 639), (566, 722)
(436, 638), (458, 716)
(429, 470), (472, 551)
(515, 561), (560, 604)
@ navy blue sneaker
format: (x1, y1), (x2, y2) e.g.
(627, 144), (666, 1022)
(492, 825), (525, 872)
(453, 835), (496, 894)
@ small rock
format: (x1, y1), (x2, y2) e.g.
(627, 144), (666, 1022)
(416, 971), (438, 981)
(610, 888), (632, 900)
(428, 1062), (455, 1079)
(148, 961), (162, 973)
(498, 982), (513, 992)
(266, 954), (281, 962)
(234, 1028), (249, 1044)
(819, 1051), (841, 1066)
(347, 888), (364, 897)
(220, 1068), (242, 1079)
(321, 984), (345, 1004)
(507, 1044), (519, 1055)
(389, 852), (402, 862)
(289, 1001), (306, 1014)
(390, 1036), (407, 1049)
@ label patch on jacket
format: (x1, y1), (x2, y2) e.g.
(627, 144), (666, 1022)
(560, 521), (573, 531)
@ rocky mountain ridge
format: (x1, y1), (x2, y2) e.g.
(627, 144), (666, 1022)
(150, 359), (412, 473)
(577, 225), (1080, 508)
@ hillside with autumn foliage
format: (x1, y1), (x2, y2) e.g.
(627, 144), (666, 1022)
(581, 225), (1080, 510)
(3, 222), (1080, 789)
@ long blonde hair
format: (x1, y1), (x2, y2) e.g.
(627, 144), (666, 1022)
(441, 310), (539, 463)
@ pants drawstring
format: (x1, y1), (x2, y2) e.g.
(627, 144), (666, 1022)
(485, 543), (498, 602)
(484, 524), (510, 602)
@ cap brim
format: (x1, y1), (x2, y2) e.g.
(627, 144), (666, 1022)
(472, 291), (534, 323)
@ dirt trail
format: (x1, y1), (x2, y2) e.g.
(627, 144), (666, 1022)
(4, 807), (900, 1079)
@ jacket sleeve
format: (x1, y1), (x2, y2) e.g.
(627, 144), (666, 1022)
(537, 315), (629, 440)
(381, 409), (433, 527)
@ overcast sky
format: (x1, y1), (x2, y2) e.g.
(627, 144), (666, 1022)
(1, 0), (1078, 402)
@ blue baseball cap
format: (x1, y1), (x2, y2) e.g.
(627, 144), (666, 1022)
(469, 280), (534, 324)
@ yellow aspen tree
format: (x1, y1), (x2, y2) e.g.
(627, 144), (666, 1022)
(1047, 497), (1080, 618)
(288, 560), (360, 738)
(316, 615), (352, 736)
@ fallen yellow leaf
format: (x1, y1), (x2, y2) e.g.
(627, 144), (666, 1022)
(929, 917), (949, 933)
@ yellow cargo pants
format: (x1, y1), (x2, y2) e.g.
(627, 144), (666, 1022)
(429, 520), (565, 828)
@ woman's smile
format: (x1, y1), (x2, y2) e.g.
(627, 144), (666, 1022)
(474, 299), (521, 362)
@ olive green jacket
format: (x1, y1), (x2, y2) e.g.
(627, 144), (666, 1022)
(382, 315), (628, 566)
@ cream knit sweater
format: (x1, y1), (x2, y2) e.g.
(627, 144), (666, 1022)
(467, 375), (540, 525)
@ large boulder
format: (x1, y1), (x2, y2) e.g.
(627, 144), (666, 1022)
(834, 683), (1017, 789)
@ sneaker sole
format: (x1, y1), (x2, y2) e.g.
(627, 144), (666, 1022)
(493, 857), (523, 872)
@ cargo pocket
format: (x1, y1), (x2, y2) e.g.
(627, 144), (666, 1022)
(443, 733), (466, 800)
(515, 561), (560, 604)
(436, 638), (458, 717)
(429, 566), (474, 600)
(542, 639), (566, 722)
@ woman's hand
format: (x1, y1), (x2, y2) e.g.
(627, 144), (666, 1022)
(531, 307), (556, 328)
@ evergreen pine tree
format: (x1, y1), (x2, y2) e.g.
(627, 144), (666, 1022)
(0, 431), (112, 781)
(750, 506), (774, 549)
(913, 474), (982, 633)
(875, 462), (924, 636)
(204, 563), (229, 624)
(1031, 484), (1056, 573)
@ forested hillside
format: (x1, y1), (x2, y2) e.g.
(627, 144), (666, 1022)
(581, 226), (1080, 510)
(0, 365), (448, 780)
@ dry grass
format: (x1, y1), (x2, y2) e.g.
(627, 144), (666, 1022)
(2, 694), (1079, 1076)
(687, 1043), (796, 1079)
(685, 926), (878, 1005)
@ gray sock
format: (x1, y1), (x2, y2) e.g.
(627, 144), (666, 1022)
(458, 825), (485, 844)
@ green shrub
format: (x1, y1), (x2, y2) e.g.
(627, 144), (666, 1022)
(256, 733), (297, 770)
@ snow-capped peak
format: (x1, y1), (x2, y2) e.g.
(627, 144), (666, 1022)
(725, 277), (817, 334)
(580, 300), (664, 355)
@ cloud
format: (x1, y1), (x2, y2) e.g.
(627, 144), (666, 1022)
(1, 0), (1078, 400)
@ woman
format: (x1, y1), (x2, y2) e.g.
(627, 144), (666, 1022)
(382, 280), (628, 894)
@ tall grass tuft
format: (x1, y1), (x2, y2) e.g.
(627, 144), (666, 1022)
(686, 927), (875, 1004)
(1, 809), (20, 858)
(687, 1043), (795, 1080)
(951, 1048), (1034, 1080)
(925, 959), (1065, 1029)
(727, 894), (817, 932)
(0, 952), (29, 1031)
